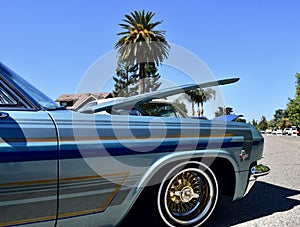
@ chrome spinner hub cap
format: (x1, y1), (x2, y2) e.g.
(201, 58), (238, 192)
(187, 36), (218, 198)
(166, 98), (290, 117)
(179, 186), (200, 203)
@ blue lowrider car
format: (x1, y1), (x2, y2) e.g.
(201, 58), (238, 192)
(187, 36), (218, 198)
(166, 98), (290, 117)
(0, 62), (269, 227)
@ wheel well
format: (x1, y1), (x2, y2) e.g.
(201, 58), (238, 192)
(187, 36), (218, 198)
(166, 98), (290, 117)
(205, 157), (236, 198)
(141, 157), (236, 199)
(122, 159), (229, 226)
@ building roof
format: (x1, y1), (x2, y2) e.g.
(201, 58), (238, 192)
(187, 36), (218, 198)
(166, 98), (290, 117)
(55, 92), (113, 110)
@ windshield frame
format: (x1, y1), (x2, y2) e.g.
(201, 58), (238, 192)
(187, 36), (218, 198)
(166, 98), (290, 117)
(0, 62), (63, 111)
(0, 62), (64, 110)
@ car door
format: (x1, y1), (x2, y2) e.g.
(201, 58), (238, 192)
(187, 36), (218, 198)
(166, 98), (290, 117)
(0, 81), (58, 226)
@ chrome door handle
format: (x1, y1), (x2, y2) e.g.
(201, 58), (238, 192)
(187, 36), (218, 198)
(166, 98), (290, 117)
(0, 112), (9, 118)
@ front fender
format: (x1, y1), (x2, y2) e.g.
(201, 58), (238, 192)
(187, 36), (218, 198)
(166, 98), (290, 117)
(137, 149), (237, 189)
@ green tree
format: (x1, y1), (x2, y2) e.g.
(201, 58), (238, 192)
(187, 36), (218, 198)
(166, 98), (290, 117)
(236, 117), (246, 123)
(273, 109), (284, 128)
(174, 99), (187, 114)
(286, 73), (300, 128)
(295, 72), (300, 96)
(128, 62), (162, 95)
(115, 10), (170, 94)
(257, 116), (268, 131)
(113, 63), (138, 97)
(286, 98), (300, 127)
(214, 106), (235, 117)
(251, 119), (258, 128)
(186, 88), (215, 117)
(144, 62), (161, 92)
(185, 91), (197, 116)
(278, 117), (291, 129)
(225, 107), (234, 115)
(215, 106), (224, 117)
(268, 119), (276, 129)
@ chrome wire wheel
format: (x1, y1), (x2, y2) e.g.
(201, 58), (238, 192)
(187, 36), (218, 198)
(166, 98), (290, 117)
(157, 162), (218, 226)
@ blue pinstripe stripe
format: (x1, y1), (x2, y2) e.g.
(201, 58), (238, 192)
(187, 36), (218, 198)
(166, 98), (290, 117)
(0, 139), (247, 163)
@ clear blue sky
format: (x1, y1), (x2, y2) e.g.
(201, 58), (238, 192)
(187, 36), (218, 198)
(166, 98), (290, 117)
(1, 0), (299, 121)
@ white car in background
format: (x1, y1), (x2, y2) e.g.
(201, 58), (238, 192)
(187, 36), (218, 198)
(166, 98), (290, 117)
(266, 129), (272, 136)
(290, 126), (298, 136)
(276, 129), (283, 136)
(282, 128), (290, 135)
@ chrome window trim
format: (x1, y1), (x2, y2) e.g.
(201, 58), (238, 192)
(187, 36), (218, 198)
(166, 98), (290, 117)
(0, 77), (37, 111)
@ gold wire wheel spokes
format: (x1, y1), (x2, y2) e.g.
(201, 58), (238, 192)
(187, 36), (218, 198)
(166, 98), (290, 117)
(167, 170), (209, 217)
(158, 162), (218, 226)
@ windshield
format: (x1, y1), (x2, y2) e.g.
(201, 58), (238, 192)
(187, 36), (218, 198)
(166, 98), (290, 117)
(136, 102), (187, 118)
(0, 63), (62, 110)
(78, 101), (98, 113)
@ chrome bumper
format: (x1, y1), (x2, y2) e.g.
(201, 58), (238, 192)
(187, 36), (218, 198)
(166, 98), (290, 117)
(251, 164), (270, 178)
(245, 164), (270, 195)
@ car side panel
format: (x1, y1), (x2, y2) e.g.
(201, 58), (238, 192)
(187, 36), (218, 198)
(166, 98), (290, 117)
(0, 111), (58, 227)
(50, 111), (261, 226)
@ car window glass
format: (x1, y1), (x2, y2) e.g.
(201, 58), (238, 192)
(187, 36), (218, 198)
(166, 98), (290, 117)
(0, 86), (17, 105)
(137, 103), (177, 117)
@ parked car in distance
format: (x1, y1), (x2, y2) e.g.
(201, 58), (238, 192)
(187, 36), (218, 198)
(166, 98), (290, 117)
(286, 126), (298, 136)
(282, 128), (289, 135)
(272, 129), (277, 135)
(297, 128), (300, 136)
(286, 128), (292, 136)
(266, 129), (272, 136)
(276, 129), (283, 136)
(291, 126), (298, 136)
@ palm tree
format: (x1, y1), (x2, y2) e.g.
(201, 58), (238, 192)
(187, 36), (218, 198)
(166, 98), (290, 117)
(115, 10), (170, 94)
(185, 91), (196, 116)
(186, 88), (215, 117)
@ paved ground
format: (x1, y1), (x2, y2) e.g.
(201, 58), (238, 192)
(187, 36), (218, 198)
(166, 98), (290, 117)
(205, 135), (300, 227)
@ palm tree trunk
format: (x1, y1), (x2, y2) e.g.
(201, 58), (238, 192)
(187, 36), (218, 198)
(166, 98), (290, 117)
(125, 66), (129, 96)
(200, 102), (204, 117)
(139, 62), (146, 94)
(192, 102), (195, 116)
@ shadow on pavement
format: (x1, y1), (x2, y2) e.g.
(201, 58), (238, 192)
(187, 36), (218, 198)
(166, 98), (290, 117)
(204, 181), (300, 227)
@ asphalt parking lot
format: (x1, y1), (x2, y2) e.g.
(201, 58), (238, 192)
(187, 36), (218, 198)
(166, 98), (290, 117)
(205, 135), (300, 227)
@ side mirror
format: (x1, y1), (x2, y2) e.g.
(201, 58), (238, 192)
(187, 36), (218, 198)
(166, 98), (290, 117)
(0, 112), (9, 118)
